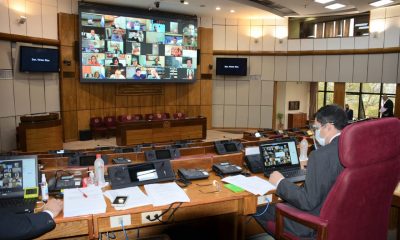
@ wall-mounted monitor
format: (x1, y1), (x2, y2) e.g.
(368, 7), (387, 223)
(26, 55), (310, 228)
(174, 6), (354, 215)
(216, 58), (247, 76)
(79, 2), (198, 83)
(19, 46), (59, 73)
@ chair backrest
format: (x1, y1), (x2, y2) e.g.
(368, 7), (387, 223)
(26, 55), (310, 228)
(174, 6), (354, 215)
(90, 117), (103, 127)
(119, 115), (136, 122)
(133, 114), (143, 120)
(320, 118), (400, 240)
(103, 116), (116, 127)
(153, 113), (168, 120)
(173, 112), (186, 119)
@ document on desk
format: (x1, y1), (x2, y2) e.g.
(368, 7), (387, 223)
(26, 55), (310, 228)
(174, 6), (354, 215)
(63, 187), (107, 217)
(144, 182), (190, 207)
(222, 175), (276, 195)
(104, 187), (152, 210)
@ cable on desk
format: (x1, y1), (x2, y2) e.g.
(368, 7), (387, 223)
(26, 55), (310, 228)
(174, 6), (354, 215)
(146, 203), (174, 222)
(246, 198), (270, 224)
(166, 202), (183, 223)
(120, 220), (128, 240)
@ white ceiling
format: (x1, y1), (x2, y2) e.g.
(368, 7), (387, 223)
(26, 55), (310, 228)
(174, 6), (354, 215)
(83, 0), (399, 18)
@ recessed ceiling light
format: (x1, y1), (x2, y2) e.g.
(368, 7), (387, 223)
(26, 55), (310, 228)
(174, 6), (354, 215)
(183, 1), (189, 5)
(216, 6), (221, 10)
(230, 9), (235, 13)
(369, 0), (393, 7)
(314, 0), (335, 4)
(325, 3), (346, 9)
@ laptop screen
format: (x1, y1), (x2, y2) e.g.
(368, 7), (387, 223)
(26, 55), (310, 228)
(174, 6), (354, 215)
(224, 143), (238, 152)
(260, 139), (299, 170)
(0, 155), (38, 197)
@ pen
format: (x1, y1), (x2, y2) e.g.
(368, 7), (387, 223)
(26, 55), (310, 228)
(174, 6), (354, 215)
(78, 189), (88, 198)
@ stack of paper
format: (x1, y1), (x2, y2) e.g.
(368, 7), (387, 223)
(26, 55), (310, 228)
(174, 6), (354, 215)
(104, 187), (152, 210)
(63, 187), (107, 217)
(144, 182), (190, 207)
(222, 175), (276, 195)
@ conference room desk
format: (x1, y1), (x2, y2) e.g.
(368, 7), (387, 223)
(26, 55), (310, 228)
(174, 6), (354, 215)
(116, 117), (207, 146)
(37, 214), (93, 240)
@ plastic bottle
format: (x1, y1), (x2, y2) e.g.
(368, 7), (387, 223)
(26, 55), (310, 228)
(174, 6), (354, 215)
(41, 174), (49, 202)
(94, 154), (105, 187)
(299, 137), (309, 162)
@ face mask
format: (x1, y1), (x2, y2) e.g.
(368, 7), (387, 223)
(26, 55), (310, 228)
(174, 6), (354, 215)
(314, 129), (326, 147)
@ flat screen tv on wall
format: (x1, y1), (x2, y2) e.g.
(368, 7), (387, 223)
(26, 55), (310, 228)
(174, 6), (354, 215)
(79, 2), (198, 83)
(20, 46), (59, 73)
(216, 58), (247, 76)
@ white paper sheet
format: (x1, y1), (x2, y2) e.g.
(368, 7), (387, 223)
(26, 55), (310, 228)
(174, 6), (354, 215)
(245, 146), (260, 156)
(144, 182), (190, 207)
(222, 175), (276, 195)
(63, 187), (107, 217)
(104, 187), (152, 210)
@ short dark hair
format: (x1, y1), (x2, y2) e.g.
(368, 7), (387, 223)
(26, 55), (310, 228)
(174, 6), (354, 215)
(315, 104), (347, 130)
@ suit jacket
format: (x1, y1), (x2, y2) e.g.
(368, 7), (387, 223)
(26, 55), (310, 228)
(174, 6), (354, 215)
(345, 109), (353, 121)
(382, 99), (394, 117)
(0, 211), (55, 240)
(276, 136), (343, 236)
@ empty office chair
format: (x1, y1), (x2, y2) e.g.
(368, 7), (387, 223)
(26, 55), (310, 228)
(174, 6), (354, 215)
(265, 118), (400, 240)
(103, 116), (116, 137)
(133, 114), (143, 120)
(145, 113), (154, 120)
(173, 112), (186, 119)
(118, 115), (133, 122)
(153, 113), (169, 120)
(90, 117), (107, 139)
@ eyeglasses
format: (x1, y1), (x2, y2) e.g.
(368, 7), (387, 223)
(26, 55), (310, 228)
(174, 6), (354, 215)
(312, 122), (334, 131)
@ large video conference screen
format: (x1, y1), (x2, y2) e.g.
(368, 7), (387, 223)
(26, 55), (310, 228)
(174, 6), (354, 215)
(79, 3), (198, 83)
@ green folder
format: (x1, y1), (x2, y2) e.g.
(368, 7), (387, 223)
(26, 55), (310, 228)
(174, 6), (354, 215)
(224, 183), (244, 193)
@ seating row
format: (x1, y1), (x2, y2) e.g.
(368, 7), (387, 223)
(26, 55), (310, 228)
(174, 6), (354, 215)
(90, 112), (186, 138)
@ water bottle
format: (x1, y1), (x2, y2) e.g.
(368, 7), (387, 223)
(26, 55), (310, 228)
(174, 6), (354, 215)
(299, 137), (309, 162)
(94, 154), (105, 187)
(41, 174), (49, 202)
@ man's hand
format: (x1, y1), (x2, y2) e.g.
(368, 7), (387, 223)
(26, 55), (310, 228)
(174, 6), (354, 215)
(44, 199), (63, 218)
(269, 171), (285, 186)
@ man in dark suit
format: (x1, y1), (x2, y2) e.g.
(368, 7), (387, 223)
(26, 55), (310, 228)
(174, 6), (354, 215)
(380, 94), (394, 118)
(256, 104), (346, 238)
(345, 104), (353, 121)
(0, 198), (63, 240)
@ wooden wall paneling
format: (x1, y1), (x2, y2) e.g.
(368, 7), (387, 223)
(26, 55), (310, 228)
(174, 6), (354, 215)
(333, 82), (345, 107)
(200, 105), (212, 129)
(188, 81), (201, 105)
(199, 28), (213, 54)
(153, 105), (165, 114)
(153, 93), (164, 106)
(140, 95), (153, 107)
(272, 81), (277, 129)
(103, 108), (116, 117)
(61, 77), (77, 111)
(127, 95), (141, 107)
(76, 82), (91, 110)
(200, 53), (213, 74)
(103, 84), (116, 109)
(62, 111), (78, 141)
(90, 109), (103, 118)
(77, 110), (91, 131)
(177, 84), (189, 106)
(60, 45), (76, 73)
(89, 84), (104, 109)
(200, 79), (212, 105)
(127, 107), (140, 115)
(115, 108), (128, 117)
(58, 13), (75, 46)
(177, 106), (188, 115)
(164, 83), (177, 105)
(186, 106), (201, 117)
(115, 93), (128, 107)
(395, 84), (400, 117)
(140, 107), (153, 115)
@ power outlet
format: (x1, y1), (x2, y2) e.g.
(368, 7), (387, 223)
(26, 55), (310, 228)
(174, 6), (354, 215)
(141, 210), (162, 224)
(257, 194), (272, 205)
(110, 214), (131, 228)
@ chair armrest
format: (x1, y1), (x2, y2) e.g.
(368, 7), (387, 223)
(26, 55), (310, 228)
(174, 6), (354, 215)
(275, 203), (328, 240)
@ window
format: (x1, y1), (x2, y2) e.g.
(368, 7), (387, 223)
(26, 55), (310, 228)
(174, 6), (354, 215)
(288, 13), (369, 39)
(345, 83), (396, 119)
(317, 82), (334, 110)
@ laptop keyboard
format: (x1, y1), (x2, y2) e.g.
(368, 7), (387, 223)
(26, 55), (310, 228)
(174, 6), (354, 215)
(0, 198), (37, 208)
(282, 169), (307, 178)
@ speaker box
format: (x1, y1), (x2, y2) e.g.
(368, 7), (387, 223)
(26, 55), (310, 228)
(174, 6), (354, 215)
(79, 130), (92, 141)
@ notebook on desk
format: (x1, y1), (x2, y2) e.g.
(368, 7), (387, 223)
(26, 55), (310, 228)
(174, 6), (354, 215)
(260, 139), (306, 183)
(0, 155), (38, 213)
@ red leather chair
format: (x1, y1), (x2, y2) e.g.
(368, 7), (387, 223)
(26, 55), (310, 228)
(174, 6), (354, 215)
(173, 112), (186, 119)
(153, 113), (168, 120)
(90, 117), (107, 139)
(118, 114), (142, 122)
(103, 116), (116, 137)
(267, 118), (400, 240)
(145, 114), (154, 121)
(133, 114), (143, 121)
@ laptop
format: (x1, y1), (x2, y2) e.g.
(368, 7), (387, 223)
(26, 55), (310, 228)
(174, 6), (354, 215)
(0, 155), (39, 213)
(260, 139), (307, 183)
